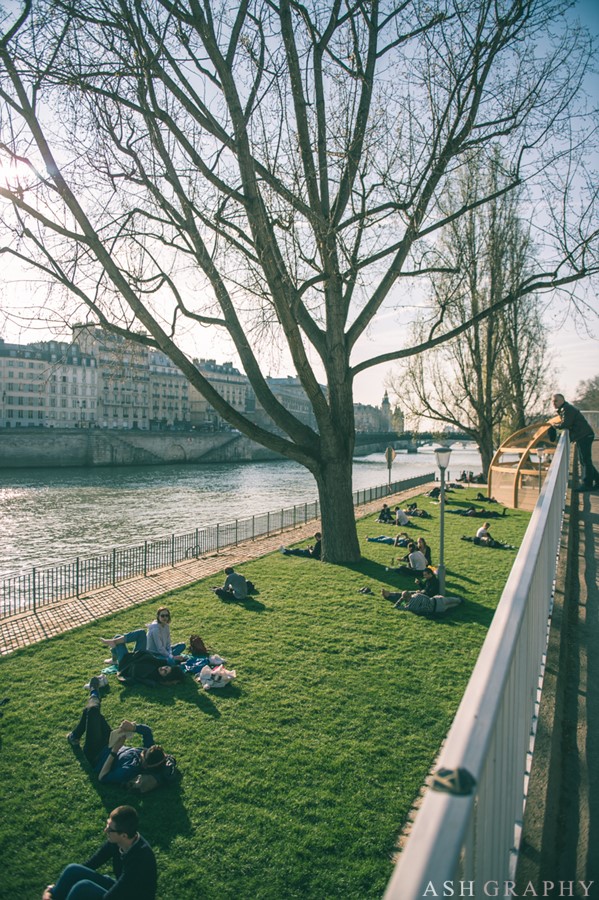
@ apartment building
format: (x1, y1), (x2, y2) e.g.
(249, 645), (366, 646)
(189, 359), (254, 429)
(149, 349), (190, 429)
(0, 338), (97, 428)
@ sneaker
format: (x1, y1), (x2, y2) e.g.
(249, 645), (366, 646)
(97, 674), (109, 688)
(66, 732), (80, 747)
(84, 676), (101, 692)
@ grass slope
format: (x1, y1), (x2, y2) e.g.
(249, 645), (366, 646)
(0, 489), (530, 899)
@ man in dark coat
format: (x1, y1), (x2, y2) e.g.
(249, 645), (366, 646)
(551, 393), (599, 491)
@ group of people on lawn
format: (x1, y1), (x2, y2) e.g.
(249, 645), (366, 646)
(45, 564), (253, 900)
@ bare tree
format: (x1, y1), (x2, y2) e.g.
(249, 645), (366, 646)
(394, 151), (551, 472)
(0, 0), (597, 560)
(575, 375), (599, 409)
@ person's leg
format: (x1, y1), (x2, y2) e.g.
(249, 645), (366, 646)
(171, 642), (186, 657)
(49, 864), (115, 900)
(66, 882), (113, 900)
(577, 436), (599, 487)
(214, 588), (231, 600)
(82, 699), (111, 765)
(124, 629), (147, 651)
(382, 590), (401, 601)
(436, 596), (463, 612)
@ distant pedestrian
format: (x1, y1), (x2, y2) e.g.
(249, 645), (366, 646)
(551, 393), (599, 492)
(42, 805), (157, 900)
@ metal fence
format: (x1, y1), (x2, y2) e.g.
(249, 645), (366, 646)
(384, 434), (570, 898)
(1, 472), (433, 618)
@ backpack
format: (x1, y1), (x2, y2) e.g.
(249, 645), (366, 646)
(189, 634), (209, 657)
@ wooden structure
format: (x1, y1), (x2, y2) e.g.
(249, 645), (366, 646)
(487, 423), (558, 510)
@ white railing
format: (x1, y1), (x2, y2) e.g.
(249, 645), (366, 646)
(385, 433), (570, 899)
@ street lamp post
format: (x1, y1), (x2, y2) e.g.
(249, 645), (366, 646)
(434, 446), (452, 594)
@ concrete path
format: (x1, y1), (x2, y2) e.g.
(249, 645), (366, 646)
(517, 467), (599, 894)
(0, 485), (429, 656)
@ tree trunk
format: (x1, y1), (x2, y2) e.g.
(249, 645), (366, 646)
(315, 450), (361, 564)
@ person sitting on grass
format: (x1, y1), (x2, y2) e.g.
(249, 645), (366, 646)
(461, 523), (516, 550)
(406, 503), (432, 519)
(67, 678), (177, 790)
(382, 588), (463, 617)
(366, 532), (410, 546)
(377, 504), (394, 524)
(281, 532), (322, 560)
(101, 609), (186, 667)
(417, 537), (432, 566)
(414, 566), (440, 597)
(213, 566), (250, 600)
(386, 541), (427, 576)
(42, 805), (157, 900)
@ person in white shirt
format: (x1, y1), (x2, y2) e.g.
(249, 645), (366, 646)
(386, 542), (427, 576)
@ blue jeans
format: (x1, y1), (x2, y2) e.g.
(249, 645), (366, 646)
(111, 629), (147, 663)
(50, 864), (115, 899)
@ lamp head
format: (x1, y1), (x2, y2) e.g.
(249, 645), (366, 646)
(434, 446), (452, 470)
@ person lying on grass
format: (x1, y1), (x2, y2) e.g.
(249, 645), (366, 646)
(116, 651), (186, 687)
(101, 607), (186, 667)
(448, 506), (507, 518)
(366, 532), (410, 546)
(42, 805), (157, 900)
(281, 532), (322, 560)
(382, 588), (463, 616)
(67, 678), (177, 790)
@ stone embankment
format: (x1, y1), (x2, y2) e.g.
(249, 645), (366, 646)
(0, 428), (279, 468)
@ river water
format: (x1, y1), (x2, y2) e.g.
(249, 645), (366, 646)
(0, 444), (482, 578)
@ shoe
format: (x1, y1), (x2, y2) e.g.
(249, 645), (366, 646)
(66, 732), (80, 746)
(104, 658), (114, 665)
(385, 567), (390, 572)
(97, 674), (109, 688)
(84, 676), (101, 692)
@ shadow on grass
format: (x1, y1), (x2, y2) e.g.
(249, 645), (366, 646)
(114, 681), (228, 716)
(215, 596), (267, 612)
(67, 746), (193, 847)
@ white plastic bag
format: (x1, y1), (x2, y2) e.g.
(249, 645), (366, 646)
(197, 664), (237, 690)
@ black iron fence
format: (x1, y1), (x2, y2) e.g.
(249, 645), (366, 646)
(1, 473), (433, 618)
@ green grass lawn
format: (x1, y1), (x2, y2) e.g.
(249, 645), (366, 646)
(0, 489), (530, 899)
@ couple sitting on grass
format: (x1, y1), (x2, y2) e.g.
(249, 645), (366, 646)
(99, 606), (186, 687)
(461, 522), (516, 550)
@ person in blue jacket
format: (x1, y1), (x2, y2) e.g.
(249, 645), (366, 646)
(66, 678), (174, 788)
(42, 805), (157, 900)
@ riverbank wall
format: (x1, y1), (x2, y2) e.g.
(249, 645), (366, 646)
(0, 428), (281, 468)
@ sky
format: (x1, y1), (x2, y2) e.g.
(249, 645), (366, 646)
(0, 0), (598, 413)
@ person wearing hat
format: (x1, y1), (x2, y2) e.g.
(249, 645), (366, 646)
(551, 393), (599, 492)
(42, 805), (157, 899)
(66, 679), (175, 789)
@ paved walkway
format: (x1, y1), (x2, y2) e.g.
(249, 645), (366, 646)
(0, 485), (429, 656)
(517, 462), (599, 893)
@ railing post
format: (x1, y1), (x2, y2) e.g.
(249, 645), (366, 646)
(235, 519), (238, 545)
(171, 533), (175, 566)
(76, 557), (80, 598)
(293, 505), (296, 528)
(281, 508), (284, 533)
(112, 548), (116, 586)
(32, 567), (37, 613)
(267, 511), (270, 536)
(252, 516), (255, 541)
(304, 502), (307, 523)
(143, 541), (148, 577)
(217, 523), (220, 552)
(195, 528), (199, 559)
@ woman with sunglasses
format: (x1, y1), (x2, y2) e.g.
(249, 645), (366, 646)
(146, 607), (186, 665)
(102, 608), (185, 667)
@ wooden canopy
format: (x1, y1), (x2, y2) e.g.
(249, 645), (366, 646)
(487, 423), (558, 510)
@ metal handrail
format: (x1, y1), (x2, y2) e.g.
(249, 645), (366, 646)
(384, 435), (569, 898)
(1, 472), (433, 618)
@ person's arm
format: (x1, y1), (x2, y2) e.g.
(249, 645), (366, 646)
(83, 840), (113, 871)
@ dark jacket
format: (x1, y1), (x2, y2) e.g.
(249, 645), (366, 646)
(84, 834), (157, 900)
(556, 401), (594, 444)
(118, 650), (168, 686)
